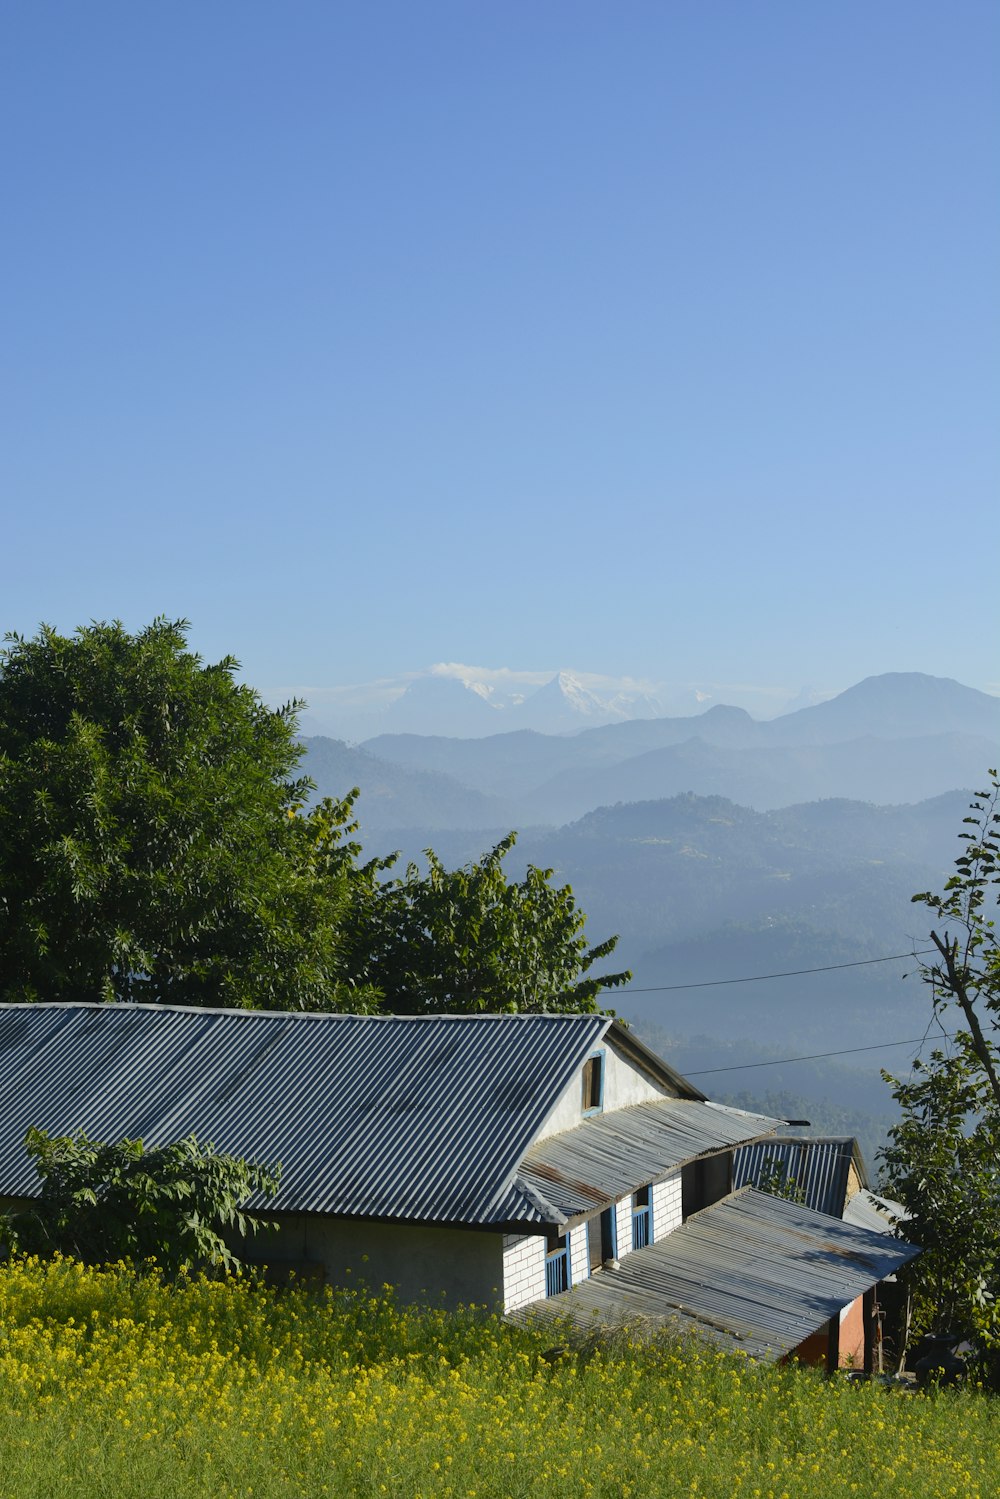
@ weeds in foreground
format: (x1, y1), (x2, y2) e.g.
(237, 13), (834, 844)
(0, 1256), (997, 1498)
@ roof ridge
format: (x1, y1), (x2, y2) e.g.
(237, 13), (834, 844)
(0, 1001), (612, 1025)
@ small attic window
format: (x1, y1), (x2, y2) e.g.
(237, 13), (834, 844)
(582, 1050), (605, 1114)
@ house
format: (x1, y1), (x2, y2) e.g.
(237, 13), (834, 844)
(733, 1135), (913, 1369)
(0, 1002), (917, 1363)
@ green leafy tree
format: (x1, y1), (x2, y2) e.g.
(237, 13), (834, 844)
(0, 618), (626, 1017)
(880, 771), (1000, 1343)
(0, 619), (359, 1010)
(881, 1043), (1000, 1340)
(0, 1128), (280, 1277)
(754, 1158), (806, 1205)
(330, 822), (630, 1014)
(910, 769), (1000, 1107)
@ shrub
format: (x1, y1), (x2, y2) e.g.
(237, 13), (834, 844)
(0, 1128), (280, 1277)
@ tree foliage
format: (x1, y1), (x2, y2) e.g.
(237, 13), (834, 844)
(0, 1129), (280, 1277)
(0, 619), (355, 1010)
(881, 771), (1000, 1341)
(910, 769), (1000, 1107)
(0, 619), (627, 1016)
(322, 807), (630, 1013)
(881, 1043), (1000, 1339)
(753, 1158), (806, 1206)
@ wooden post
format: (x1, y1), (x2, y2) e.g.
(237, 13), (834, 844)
(863, 1288), (876, 1375)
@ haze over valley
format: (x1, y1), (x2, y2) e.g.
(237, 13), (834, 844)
(301, 670), (999, 1161)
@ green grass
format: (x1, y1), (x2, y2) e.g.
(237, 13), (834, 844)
(0, 1256), (997, 1498)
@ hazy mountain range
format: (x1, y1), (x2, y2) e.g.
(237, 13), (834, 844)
(315, 785), (968, 1049)
(294, 665), (833, 740)
(298, 672), (998, 1157)
(301, 673), (1000, 830)
(298, 675), (997, 1032)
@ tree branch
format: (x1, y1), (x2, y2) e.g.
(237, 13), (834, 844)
(931, 928), (1000, 1114)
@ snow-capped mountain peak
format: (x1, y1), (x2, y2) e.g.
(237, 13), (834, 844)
(510, 673), (630, 733)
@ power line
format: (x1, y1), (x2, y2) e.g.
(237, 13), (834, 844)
(609, 948), (935, 995)
(686, 1031), (959, 1076)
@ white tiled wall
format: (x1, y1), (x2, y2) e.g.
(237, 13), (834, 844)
(502, 1233), (546, 1312)
(569, 1224), (589, 1287)
(652, 1171), (683, 1241)
(615, 1196), (633, 1260)
(609, 1172), (683, 1262)
(503, 1172), (686, 1311)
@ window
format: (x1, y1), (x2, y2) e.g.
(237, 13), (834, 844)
(632, 1185), (652, 1250)
(588, 1206), (617, 1273)
(581, 1050), (605, 1114)
(545, 1229), (571, 1297)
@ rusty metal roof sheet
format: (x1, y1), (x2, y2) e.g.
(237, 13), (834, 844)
(517, 1186), (920, 1360)
(0, 1002), (614, 1227)
(733, 1136), (868, 1217)
(519, 1100), (778, 1223)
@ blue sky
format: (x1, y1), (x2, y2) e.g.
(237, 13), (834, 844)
(3, 1), (998, 711)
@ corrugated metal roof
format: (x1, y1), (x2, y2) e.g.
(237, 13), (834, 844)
(0, 1003), (611, 1227)
(733, 1137), (867, 1217)
(519, 1100), (778, 1223)
(843, 1188), (908, 1236)
(516, 1186), (920, 1361)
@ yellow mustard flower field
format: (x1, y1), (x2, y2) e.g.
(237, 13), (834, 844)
(0, 1257), (996, 1499)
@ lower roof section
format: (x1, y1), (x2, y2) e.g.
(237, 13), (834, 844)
(515, 1187), (920, 1361)
(518, 1099), (778, 1225)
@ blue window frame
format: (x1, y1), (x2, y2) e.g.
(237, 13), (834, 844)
(582, 1048), (606, 1116)
(545, 1231), (571, 1296)
(632, 1185), (652, 1251)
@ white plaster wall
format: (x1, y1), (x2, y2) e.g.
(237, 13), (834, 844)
(603, 1043), (679, 1111)
(537, 1036), (679, 1142)
(242, 1215), (506, 1309)
(652, 1171), (683, 1241)
(569, 1224), (589, 1287)
(502, 1233), (546, 1312)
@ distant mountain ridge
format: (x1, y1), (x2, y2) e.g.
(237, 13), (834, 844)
(516, 730), (1000, 822)
(300, 737), (515, 831)
(765, 672), (1000, 744)
(513, 671), (651, 732)
(296, 676), (996, 1136)
(341, 673), (1000, 823)
(288, 780), (970, 1060)
(296, 665), (1000, 742)
(306, 667), (668, 740)
(517, 786), (967, 1056)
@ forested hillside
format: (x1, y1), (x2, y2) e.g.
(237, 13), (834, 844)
(312, 789), (965, 1048)
(294, 778), (972, 1168)
(341, 673), (1000, 822)
(296, 676), (1000, 1164)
